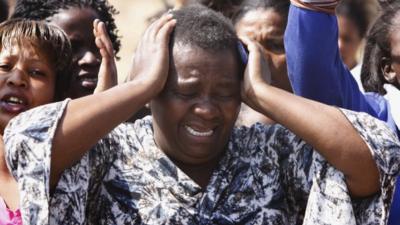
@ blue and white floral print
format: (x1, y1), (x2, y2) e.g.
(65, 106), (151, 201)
(5, 99), (400, 225)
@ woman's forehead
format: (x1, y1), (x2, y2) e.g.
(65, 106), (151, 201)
(172, 43), (238, 63)
(172, 44), (239, 72)
(168, 44), (241, 87)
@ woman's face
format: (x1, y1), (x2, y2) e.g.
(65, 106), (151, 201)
(0, 43), (55, 132)
(151, 44), (241, 167)
(235, 8), (292, 92)
(386, 26), (400, 88)
(338, 15), (363, 70)
(50, 7), (101, 99)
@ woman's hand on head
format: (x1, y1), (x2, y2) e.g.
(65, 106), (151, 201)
(128, 13), (176, 98)
(239, 36), (272, 111)
(48, 15), (176, 189)
(93, 19), (118, 93)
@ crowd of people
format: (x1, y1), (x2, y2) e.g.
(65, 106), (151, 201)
(0, 0), (399, 224)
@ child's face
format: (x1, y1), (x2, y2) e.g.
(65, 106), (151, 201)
(50, 7), (101, 99)
(0, 43), (56, 133)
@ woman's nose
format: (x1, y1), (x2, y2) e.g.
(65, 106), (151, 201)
(193, 97), (220, 120)
(7, 69), (28, 88)
(77, 50), (101, 67)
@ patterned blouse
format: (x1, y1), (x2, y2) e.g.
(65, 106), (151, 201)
(4, 100), (400, 225)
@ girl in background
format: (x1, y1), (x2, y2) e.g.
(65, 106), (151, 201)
(0, 15), (115, 225)
(12, 0), (120, 99)
(0, 18), (72, 225)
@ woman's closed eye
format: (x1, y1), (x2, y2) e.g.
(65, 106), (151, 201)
(173, 89), (197, 98)
(214, 92), (236, 100)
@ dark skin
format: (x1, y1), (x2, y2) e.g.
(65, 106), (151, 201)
(151, 45), (241, 188)
(0, 44), (56, 132)
(235, 8), (291, 126)
(50, 7), (108, 99)
(338, 15), (362, 70)
(49, 14), (379, 198)
(0, 20), (114, 213)
(235, 8), (291, 93)
(0, 43), (56, 211)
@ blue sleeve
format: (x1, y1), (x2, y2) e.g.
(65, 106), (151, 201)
(284, 5), (378, 117)
(284, 8), (400, 223)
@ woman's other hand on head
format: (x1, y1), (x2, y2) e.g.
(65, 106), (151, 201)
(128, 13), (176, 98)
(93, 19), (118, 93)
(239, 36), (272, 110)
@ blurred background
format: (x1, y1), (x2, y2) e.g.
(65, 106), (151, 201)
(108, 0), (175, 82)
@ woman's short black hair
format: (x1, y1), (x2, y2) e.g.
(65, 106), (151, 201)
(11, 0), (120, 57)
(361, 2), (400, 94)
(171, 4), (245, 75)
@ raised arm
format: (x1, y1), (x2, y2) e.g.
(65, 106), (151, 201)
(49, 15), (176, 187)
(93, 19), (118, 93)
(284, 1), (378, 116)
(241, 36), (380, 197)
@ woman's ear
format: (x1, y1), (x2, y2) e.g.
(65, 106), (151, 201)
(381, 57), (397, 83)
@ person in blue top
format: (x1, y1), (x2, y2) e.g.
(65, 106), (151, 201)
(284, 0), (400, 224)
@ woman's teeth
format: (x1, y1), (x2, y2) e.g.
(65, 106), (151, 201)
(6, 96), (24, 104)
(185, 126), (213, 137)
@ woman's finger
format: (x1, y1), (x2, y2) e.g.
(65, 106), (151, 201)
(97, 21), (114, 57)
(151, 13), (174, 40)
(156, 18), (176, 46)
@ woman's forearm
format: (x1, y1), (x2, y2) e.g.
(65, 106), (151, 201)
(50, 14), (176, 188)
(254, 83), (379, 197)
(50, 80), (155, 187)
